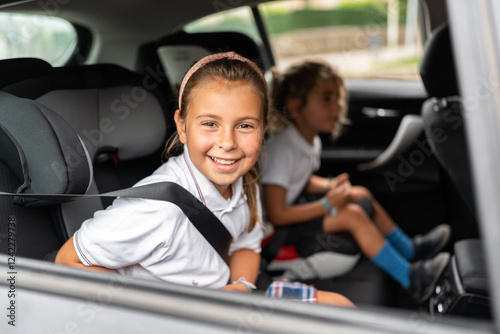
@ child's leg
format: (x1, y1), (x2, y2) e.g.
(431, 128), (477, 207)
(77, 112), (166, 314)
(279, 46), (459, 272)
(322, 204), (449, 303)
(323, 203), (385, 258)
(349, 185), (396, 235)
(323, 205), (410, 287)
(348, 186), (450, 261)
(317, 290), (356, 308)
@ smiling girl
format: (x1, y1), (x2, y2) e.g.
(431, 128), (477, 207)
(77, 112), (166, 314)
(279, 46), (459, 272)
(56, 52), (353, 307)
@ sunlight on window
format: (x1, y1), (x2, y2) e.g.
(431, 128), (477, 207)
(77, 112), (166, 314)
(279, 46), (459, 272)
(0, 13), (77, 66)
(185, 6), (261, 43)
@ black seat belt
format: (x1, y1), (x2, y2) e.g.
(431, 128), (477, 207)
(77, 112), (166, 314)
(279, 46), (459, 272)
(0, 182), (232, 263)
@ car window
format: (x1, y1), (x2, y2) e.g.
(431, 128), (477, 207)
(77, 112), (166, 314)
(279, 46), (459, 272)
(0, 13), (77, 66)
(259, 0), (422, 80)
(184, 6), (262, 44)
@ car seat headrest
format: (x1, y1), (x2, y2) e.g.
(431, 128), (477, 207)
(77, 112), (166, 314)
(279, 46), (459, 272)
(419, 24), (459, 97)
(0, 61), (169, 162)
(0, 57), (52, 89)
(136, 31), (265, 96)
(0, 91), (92, 207)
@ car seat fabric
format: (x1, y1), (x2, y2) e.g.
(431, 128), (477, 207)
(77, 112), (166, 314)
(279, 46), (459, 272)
(0, 58), (173, 238)
(0, 60), (171, 162)
(0, 91), (94, 259)
(0, 91), (92, 206)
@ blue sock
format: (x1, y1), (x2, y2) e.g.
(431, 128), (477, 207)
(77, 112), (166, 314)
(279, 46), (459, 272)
(372, 241), (410, 288)
(386, 226), (414, 260)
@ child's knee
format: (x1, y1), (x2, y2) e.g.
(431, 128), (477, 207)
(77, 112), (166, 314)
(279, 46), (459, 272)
(345, 203), (369, 222)
(351, 185), (372, 200)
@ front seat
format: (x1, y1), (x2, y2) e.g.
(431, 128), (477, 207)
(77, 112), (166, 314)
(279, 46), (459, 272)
(419, 24), (478, 239)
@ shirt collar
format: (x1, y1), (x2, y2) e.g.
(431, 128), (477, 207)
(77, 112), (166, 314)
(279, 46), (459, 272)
(287, 123), (317, 156)
(182, 144), (245, 212)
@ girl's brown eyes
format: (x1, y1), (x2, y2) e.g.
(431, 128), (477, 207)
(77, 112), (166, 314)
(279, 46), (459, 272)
(238, 124), (257, 130)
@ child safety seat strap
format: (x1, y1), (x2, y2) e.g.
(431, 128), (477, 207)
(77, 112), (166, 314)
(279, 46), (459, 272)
(0, 182), (232, 263)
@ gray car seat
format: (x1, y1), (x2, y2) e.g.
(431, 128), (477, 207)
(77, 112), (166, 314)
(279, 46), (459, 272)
(0, 58), (172, 240)
(0, 91), (93, 259)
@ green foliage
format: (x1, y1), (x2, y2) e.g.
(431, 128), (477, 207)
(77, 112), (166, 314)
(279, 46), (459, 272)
(263, 0), (410, 36)
(265, 8), (386, 35)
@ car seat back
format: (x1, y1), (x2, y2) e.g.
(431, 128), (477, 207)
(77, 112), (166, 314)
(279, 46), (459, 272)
(0, 58), (174, 239)
(419, 24), (476, 217)
(0, 91), (93, 259)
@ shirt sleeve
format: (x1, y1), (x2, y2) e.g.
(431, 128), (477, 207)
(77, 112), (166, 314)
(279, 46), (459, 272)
(73, 196), (180, 269)
(260, 136), (295, 190)
(313, 136), (323, 172)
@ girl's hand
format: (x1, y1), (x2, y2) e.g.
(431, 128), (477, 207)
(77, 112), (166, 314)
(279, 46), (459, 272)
(325, 179), (351, 208)
(332, 173), (350, 188)
(220, 282), (252, 293)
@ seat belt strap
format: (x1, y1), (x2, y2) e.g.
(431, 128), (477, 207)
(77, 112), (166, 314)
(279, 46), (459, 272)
(0, 182), (232, 263)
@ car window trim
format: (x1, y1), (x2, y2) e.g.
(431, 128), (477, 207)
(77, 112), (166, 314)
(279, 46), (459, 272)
(251, 5), (275, 67)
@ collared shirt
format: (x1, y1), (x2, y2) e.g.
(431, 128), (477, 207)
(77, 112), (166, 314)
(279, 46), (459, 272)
(74, 145), (263, 289)
(261, 124), (322, 205)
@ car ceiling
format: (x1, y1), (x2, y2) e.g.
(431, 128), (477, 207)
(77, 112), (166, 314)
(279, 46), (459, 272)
(0, 0), (265, 67)
(1, 0), (262, 39)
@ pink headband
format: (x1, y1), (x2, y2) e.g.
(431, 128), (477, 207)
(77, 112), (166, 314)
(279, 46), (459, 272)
(178, 51), (266, 110)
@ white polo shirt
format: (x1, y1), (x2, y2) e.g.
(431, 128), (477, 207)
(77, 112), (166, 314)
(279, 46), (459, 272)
(73, 145), (263, 289)
(261, 124), (322, 205)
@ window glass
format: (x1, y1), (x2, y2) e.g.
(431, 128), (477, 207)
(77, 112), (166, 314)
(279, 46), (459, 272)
(184, 6), (262, 44)
(0, 13), (77, 66)
(259, 0), (422, 80)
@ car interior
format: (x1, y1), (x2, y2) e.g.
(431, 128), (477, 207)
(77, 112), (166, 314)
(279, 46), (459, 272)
(0, 0), (495, 331)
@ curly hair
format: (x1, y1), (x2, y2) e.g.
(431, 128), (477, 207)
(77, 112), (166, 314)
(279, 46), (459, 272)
(270, 60), (350, 139)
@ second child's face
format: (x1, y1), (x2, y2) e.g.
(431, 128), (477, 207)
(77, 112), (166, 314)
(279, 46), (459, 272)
(296, 78), (340, 135)
(175, 80), (265, 198)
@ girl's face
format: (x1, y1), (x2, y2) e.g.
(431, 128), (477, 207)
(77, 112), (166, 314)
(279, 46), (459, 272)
(292, 78), (340, 139)
(175, 79), (265, 198)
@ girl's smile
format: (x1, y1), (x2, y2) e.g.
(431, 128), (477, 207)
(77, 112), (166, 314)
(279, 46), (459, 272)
(209, 155), (242, 172)
(175, 79), (265, 198)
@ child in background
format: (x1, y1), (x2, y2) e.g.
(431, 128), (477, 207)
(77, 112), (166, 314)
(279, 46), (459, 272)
(261, 60), (450, 303)
(55, 52), (354, 307)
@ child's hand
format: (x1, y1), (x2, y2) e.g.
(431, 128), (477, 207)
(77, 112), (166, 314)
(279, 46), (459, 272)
(334, 173), (350, 186)
(325, 180), (351, 208)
